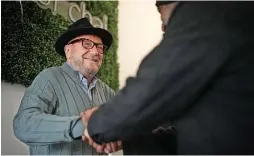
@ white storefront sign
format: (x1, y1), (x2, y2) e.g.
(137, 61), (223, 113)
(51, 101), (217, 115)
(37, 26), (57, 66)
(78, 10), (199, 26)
(34, 0), (108, 30)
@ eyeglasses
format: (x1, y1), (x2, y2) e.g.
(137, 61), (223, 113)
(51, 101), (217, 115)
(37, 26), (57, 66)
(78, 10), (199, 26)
(68, 38), (108, 54)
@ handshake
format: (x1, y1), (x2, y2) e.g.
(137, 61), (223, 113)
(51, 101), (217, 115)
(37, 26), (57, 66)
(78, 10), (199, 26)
(80, 106), (122, 154)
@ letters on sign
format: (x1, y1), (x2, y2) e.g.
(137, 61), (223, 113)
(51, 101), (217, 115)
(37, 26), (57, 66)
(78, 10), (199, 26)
(34, 0), (108, 30)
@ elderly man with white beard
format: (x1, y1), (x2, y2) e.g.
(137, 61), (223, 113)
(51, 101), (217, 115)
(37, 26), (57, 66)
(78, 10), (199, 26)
(13, 17), (122, 155)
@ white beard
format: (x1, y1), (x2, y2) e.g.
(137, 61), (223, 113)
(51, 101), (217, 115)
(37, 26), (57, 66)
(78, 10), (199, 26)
(71, 58), (98, 76)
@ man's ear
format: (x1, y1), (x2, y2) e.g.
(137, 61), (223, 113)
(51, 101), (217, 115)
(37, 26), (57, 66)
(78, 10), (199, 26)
(64, 45), (71, 59)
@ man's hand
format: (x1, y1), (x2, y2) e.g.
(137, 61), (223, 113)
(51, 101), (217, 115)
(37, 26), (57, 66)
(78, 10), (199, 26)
(82, 129), (122, 154)
(80, 107), (122, 153)
(80, 106), (99, 127)
(81, 126), (106, 153)
(80, 106), (99, 143)
(104, 140), (122, 153)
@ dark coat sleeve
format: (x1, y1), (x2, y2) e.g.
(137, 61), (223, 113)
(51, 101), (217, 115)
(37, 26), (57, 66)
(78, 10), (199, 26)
(123, 132), (177, 155)
(88, 2), (236, 144)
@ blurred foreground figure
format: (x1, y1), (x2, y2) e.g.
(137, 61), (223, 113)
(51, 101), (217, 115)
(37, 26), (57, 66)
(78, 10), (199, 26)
(83, 2), (254, 154)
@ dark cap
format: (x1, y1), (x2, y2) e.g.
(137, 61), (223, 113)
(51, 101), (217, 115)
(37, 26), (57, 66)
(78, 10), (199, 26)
(155, 1), (176, 7)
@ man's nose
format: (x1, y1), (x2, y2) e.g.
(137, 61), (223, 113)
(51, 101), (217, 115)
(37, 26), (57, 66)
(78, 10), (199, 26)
(89, 46), (99, 55)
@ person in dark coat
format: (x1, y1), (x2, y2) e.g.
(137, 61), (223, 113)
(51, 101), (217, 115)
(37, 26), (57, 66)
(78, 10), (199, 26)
(82, 1), (254, 154)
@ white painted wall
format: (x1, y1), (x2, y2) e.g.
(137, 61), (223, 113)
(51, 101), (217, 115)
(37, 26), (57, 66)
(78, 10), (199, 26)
(1, 0), (162, 155)
(118, 0), (163, 88)
(1, 82), (29, 155)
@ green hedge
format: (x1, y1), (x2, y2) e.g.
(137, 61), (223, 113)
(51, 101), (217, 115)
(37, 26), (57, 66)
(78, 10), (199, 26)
(2, 1), (119, 90)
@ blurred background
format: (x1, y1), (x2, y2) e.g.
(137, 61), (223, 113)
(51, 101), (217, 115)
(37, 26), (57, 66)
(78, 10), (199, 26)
(1, 0), (162, 154)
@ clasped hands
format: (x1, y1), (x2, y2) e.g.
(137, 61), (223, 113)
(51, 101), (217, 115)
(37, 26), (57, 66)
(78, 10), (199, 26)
(80, 107), (122, 154)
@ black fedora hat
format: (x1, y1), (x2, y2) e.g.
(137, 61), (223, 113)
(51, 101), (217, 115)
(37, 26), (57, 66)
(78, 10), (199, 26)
(55, 17), (113, 57)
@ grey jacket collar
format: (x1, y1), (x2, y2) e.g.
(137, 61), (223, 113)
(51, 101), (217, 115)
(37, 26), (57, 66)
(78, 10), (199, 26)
(60, 62), (83, 88)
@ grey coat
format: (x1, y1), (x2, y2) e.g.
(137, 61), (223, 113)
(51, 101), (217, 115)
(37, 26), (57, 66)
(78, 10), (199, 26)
(13, 63), (115, 155)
